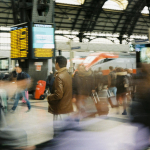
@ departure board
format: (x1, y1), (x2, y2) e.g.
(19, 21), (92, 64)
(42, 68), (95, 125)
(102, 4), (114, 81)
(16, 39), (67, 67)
(32, 23), (54, 59)
(11, 24), (28, 59)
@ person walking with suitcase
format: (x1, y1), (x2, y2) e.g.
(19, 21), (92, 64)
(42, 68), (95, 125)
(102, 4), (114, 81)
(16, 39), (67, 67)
(72, 65), (95, 118)
(108, 66), (117, 96)
(116, 68), (128, 115)
(107, 66), (118, 109)
(10, 66), (31, 112)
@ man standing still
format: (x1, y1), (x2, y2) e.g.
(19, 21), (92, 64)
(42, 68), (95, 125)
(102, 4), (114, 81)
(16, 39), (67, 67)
(11, 66), (31, 112)
(47, 56), (73, 136)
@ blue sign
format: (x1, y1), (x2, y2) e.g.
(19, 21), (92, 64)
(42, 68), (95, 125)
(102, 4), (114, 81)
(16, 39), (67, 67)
(71, 46), (81, 50)
(33, 27), (54, 49)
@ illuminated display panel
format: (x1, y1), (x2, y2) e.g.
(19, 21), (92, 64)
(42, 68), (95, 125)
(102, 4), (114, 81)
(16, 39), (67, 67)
(32, 23), (54, 59)
(136, 44), (150, 68)
(11, 23), (28, 59)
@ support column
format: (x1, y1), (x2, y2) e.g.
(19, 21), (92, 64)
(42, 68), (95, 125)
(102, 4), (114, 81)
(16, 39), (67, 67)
(58, 50), (62, 56)
(68, 40), (74, 73)
(20, 0), (27, 23)
(146, 0), (150, 20)
(118, 36), (123, 44)
(11, 0), (18, 24)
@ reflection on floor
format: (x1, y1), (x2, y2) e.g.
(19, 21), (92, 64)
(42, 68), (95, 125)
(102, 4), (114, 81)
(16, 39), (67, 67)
(2, 98), (144, 149)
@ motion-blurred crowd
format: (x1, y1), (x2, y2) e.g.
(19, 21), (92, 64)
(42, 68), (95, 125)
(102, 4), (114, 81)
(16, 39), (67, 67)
(0, 56), (150, 150)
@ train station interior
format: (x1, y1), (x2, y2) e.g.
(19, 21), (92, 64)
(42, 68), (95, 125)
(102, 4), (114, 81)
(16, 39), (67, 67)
(0, 0), (150, 150)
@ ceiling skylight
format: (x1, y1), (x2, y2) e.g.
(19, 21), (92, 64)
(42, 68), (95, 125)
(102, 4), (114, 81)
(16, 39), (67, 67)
(103, 0), (128, 10)
(55, 0), (85, 5)
(141, 6), (149, 14)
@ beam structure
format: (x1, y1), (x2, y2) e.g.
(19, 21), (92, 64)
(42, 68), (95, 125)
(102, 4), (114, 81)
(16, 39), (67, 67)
(80, 0), (107, 33)
(11, 0), (19, 24)
(113, 0), (134, 34)
(71, 0), (87, 30)
(146, 0), (150, 20)
(89, 0), (107, 32)
(119, 0), (146, 40)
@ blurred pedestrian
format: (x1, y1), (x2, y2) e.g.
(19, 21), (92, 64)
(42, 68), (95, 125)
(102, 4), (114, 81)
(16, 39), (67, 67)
(97, 68), (103, 91)
(116, 68), (128, 115)
(108, 66), (117, 96)
(46, 71), (54, 93)
(10, 66), (31, 112)
(130, 63), (150, 150)
(126, 69), (134, 102)
(9, 67), (17, 82)
(72, 65), (95, 118)
(47, 56), (73, 137)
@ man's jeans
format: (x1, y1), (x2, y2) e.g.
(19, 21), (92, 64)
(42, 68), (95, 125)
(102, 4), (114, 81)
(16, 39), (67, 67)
(12, 89), (31, 111)
(108, 87), (117, 96)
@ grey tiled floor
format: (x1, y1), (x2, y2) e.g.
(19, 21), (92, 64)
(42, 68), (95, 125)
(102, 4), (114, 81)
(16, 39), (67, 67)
(2, 98), (144, 149)
(5, 99), (54, 146)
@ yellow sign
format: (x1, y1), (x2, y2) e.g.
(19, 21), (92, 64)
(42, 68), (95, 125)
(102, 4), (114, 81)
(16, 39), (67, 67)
(34, 48), (53, 58)
(11, 27), (28, 59)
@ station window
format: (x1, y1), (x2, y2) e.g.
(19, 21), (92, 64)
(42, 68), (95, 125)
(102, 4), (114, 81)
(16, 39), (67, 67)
(90, 38), (114, 44)
(55, 0), (85, 5)
(141, 6), (149, 14)
(103, 58), (114, 63)
(103, 0), (128, 10)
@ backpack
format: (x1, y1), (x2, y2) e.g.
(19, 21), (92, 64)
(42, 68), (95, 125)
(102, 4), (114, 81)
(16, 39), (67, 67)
(110, 72), (116, 87)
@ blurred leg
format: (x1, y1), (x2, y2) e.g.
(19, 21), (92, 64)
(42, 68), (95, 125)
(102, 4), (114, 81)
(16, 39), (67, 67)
(113, 87), (117, 96)
(22, 90), (31, 110)
(108, 87), (117, 96)
(12, 92), (21, 110)
(122, 93), (127, 115)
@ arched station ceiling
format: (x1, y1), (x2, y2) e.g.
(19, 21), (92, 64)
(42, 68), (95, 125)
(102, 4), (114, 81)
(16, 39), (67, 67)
(54, 0), (150, 42)
(0, 0), (149, 41)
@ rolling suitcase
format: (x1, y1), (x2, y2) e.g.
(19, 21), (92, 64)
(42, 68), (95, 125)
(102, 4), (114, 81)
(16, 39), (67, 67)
(92, 92), (109, 116)
(107, 90), (118, 108)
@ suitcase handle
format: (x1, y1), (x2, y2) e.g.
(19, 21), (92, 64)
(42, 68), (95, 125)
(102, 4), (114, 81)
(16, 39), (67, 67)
(92, 92), (100, 103)
(92, 93), (97, 103)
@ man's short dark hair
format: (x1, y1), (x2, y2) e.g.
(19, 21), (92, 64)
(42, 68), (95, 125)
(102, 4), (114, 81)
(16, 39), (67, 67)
(56, 56), (67, 68)
(109, 66), (113, 71)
